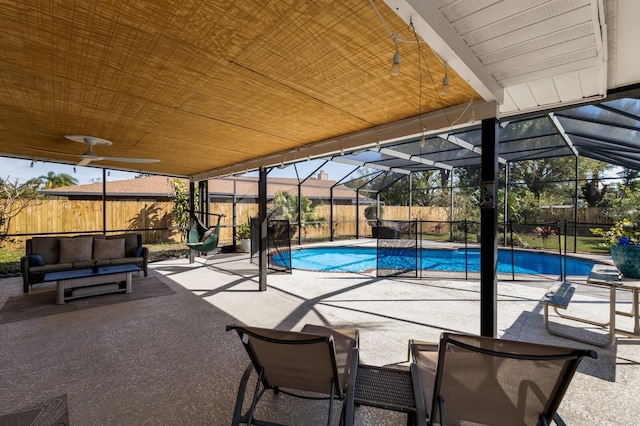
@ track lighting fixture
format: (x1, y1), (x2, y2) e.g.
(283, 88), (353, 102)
(107, 170), (110, 176)
(391, 34), (400, 76)
(442, 63), (449, 94)
(73, 166), (76, 173)
(30, 160), (34, 168)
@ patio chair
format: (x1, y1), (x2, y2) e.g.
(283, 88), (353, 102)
(410, 333), (597, 426)
(226, 324), (359, 426)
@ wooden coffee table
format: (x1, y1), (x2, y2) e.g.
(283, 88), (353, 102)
(44, 264), (142, 304)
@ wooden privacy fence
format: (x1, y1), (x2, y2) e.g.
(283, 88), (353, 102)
(2, 199), (615, 249)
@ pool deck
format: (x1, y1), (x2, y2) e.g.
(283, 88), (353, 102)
(1, 240), (637, 425)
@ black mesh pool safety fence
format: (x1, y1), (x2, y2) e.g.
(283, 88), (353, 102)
(267, 220), (292, 273)
(376, 220), (418, 278)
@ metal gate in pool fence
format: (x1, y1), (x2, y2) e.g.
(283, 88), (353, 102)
(376, 220), (419, 278)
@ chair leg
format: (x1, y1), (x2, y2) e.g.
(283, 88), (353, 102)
(343, 347), (358, 426)
(247, 368), (264, 425)
(552, 412), (566, 426)
(326, 381), (336, 426)
(232, 364), (254, 426)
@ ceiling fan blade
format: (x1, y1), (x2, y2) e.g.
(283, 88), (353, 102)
(99, 157), (160, 163)
(77, 158), (94, 166)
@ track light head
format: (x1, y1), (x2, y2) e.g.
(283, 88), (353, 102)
(391, 34), (400, 76)
(442, 63), (449, 94)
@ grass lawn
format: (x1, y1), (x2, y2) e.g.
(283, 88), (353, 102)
(0, 247), (21, 275)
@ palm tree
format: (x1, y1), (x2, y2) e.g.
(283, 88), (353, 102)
(37, 171), (79, 189)
(268, 191), (324, 238)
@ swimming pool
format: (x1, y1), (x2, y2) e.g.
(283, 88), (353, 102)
(272, 246), (598, 275)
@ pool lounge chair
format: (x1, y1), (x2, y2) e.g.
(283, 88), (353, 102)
(226, 324), (359, 426)
(410, 333), (597, 426)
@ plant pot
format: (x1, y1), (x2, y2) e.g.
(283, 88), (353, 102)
(240, 239), (251, 253)
(610, 244), (640, 278)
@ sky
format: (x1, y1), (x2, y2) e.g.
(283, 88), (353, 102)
(0, 157), (141, 185)
(0, 156), (363, 185)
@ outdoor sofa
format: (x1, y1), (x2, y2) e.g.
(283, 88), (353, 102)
(20, 233), (148, 293)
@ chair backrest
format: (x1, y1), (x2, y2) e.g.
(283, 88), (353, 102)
(227, 325), (344, 398)
(428, 333), (597, 426)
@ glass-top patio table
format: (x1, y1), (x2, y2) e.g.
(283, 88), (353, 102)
(44, 264), (141, 305)
(544, 264), (640, 348)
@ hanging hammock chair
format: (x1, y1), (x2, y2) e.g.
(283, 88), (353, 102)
(186, 213), (224, 253)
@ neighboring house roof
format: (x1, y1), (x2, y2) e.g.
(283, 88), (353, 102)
(40, 175), (175, 198)
(39, 174), (373, 202)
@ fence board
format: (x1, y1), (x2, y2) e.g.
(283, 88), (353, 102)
(2, 199), (615, 249)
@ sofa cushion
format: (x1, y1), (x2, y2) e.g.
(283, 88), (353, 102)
(28, 254), (46, 266)
(108, 234), (139, 257)
(93, 237), (125, 260)
(31, 237), (59, 264)
(58, 236), (93, 263)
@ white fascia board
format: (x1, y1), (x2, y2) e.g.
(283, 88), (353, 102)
(383, 0), (504, 104)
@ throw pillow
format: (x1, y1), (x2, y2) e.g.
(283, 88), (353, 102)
(108, 233), (139, 257)
(58, 236), (94, 263)
(134, 246), (143, 257)
(28, 254), (46, 266)
(201, 228), (215, 242)
(93, 238), (126, 260)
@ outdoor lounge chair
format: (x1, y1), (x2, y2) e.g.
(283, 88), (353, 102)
(226, 324), (359, 426)
(409, 333), (597, 426)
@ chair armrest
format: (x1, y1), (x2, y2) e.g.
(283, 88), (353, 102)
(140, 247), (149, 276)
(20, 255), (30, 272)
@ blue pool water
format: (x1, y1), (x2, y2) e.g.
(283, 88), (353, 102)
(272, 246), (597, 275)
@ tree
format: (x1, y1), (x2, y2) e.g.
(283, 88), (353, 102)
(37, 171), (78, 188)
(268, 191), (324, 237)
(0, 176), (41, 246)
(170, 179), (192, 234)
(510, 157), (575, 202)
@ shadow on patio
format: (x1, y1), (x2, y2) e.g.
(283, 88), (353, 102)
(1, 252), (638, 424)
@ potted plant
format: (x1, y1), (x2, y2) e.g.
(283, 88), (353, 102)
(236, 222), (251, 253)
(591, 218), (640, 278)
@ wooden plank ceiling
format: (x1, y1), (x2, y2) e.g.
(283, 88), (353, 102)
(0, 0), (478, 177)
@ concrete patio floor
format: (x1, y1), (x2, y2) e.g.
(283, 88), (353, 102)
(1, 247), (639, 425)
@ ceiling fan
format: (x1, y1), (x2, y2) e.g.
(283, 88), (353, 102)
(22, 135), (160, 166)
